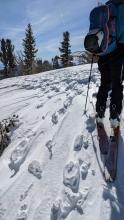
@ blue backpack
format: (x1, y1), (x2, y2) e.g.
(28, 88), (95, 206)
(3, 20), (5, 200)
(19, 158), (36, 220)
(84, 2), (118, 56)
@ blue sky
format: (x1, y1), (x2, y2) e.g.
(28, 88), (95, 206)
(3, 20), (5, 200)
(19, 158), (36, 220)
(0, 0), (106, 64)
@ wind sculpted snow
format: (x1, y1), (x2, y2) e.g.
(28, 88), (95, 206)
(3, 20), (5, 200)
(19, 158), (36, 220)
(0, 64), (124, 220)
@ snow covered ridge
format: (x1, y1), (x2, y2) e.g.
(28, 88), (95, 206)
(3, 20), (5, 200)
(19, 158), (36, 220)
(0, 63), (124, 220)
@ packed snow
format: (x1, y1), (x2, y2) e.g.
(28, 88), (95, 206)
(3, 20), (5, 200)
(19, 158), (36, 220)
(0, 64), (124, 220)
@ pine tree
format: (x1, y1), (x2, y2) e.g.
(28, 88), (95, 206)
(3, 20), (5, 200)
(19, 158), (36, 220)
(23, 23), (38, 74)
(42, 60), (52, 72)
(36, 59), (43, 73)
(6, 39), (16, 75)
(52, 56), (59, 69)
(0, 38), (15, 78)
(0, 39), (8, 77)
(59, 31), (73, 68)
(16, 50), (25, 76)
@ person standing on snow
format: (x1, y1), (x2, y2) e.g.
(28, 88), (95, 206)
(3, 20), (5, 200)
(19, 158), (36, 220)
(95, 0), (124, 128)
(84, 0), (124, 181)
(84, 0), (124, 129)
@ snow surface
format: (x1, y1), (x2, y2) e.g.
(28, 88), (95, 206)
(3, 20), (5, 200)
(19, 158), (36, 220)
(0, 64), (124, 220)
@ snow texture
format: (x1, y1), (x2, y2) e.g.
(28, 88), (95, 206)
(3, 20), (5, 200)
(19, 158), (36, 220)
(28, 160), (42, 179)
(51, 188), (87, 219)
(63, 161), (80, 193)
(0, 64), (124, 220)
(74, 135), (83, 151)
(80, 161), (91, 180)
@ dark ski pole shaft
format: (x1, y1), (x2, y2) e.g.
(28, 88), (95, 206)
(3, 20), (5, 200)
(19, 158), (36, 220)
(84, 55), (94, 114)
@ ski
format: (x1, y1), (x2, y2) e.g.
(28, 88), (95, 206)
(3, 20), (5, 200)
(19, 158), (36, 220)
(96, 122), (109, 155)
(96, 121), (111, 181)
(104, 127), (120, 182)
(96, 120), (120, 182)
(90, 100), (119, 182)
(90, 100), (109, 155)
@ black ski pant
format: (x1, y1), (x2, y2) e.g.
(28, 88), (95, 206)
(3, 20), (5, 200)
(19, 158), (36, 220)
(96, 53), (124, 119)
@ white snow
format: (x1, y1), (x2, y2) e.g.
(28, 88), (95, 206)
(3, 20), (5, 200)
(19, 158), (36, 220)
(0, 63), (124, 220)
(28, 161), (42, 179)
(63, 161), (80, 193)
(73, 135), (83, 151)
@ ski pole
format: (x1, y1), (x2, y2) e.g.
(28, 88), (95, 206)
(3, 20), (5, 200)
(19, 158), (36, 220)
(84, 55), (94, 114)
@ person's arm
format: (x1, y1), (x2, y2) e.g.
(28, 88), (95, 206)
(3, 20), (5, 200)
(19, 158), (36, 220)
(117, 5), (124, 44)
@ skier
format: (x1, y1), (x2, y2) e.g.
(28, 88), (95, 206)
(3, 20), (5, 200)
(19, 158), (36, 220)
(84, 0), (124, 181)
(95, 0), (124, 129)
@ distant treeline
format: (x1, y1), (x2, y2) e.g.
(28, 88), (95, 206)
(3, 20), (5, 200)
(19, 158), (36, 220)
(0, 23), (94, 79)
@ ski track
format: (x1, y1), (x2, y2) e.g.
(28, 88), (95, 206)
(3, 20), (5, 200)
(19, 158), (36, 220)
(0, 64), (124, 220)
